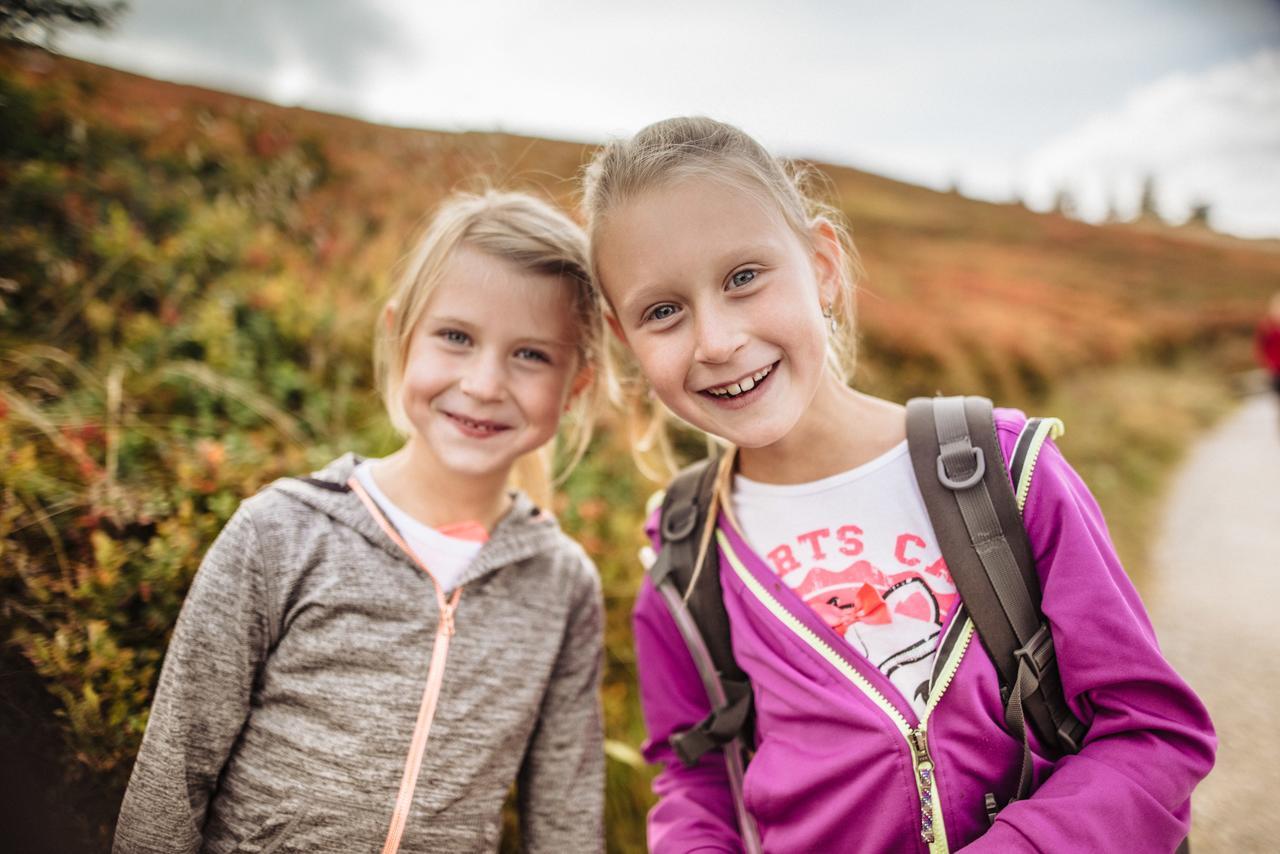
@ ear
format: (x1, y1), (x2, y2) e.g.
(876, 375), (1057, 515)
(571, 363), (594, 398)
(565, 363), (595, 411)
(605, 311), (630, 349)
(810, 218), (843, 311)
(383, 301), (398, 333)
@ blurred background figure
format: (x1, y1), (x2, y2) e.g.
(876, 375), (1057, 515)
(1257, 292), (1280, 427)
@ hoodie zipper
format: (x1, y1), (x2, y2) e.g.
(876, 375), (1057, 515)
(718, 530), (974, 853)
(348, 477), (464, 854)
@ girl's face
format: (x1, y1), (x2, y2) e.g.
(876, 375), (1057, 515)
(595, 176), (839, 450)
(396, 246), (589, 483)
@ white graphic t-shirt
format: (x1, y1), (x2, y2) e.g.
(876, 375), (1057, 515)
(731, 442), (956, 717)
(353, 460), (485, 592)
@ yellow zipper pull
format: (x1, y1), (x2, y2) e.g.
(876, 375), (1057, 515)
(909, 728), (936, 844)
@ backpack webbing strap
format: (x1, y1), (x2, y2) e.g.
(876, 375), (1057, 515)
(906, 396), (1086, 804)
(649, 454), (752, 764)
(647, 455), (762, 853)
(1002, 414), (1087, 760)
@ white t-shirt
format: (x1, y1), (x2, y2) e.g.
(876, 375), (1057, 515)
(353, 460), (484, 592)
(731, 442), (957, 717)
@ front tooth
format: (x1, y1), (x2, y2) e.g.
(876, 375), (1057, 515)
(727, 383), (742, 395)
(740, 376), (756, 391)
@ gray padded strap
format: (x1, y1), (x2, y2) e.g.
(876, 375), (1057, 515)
(932, 397), (1040, 647)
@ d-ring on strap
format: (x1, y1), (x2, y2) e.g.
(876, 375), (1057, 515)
(348, 477), (463, 854)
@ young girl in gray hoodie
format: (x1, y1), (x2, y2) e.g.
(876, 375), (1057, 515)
(114, 191), (606, 853)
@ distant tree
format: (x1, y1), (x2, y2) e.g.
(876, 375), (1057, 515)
(1186, 199), (1212, 229)
(1051, 187), (1078, 218)
(1103, 189), (1124, 223)
(1138, 174), (1162, 222)
(0, 0), (126, 45)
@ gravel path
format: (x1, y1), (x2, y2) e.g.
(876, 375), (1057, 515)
(1147, 393), (1280, 852)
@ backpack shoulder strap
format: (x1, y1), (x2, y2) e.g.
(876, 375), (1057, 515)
(906, 396), (1086, 802)
(647, 455), (762, 852)
(647, 454), (753, 765)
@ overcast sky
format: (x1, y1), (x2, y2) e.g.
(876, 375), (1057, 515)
(58, 0), (1280, 237)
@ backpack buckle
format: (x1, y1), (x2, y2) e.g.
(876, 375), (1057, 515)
(1012, 622), (1056, 691)
(1056, 720), (1083, 754)
(936, 446), (985, 490)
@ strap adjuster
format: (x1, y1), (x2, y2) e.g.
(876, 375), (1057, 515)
(1056, 720), (1083, 754)
(661, 501), (698, 541)
(1012, 622), (1056, 692)
(936, 446), (985, 490)
(670, 680), (752, 767)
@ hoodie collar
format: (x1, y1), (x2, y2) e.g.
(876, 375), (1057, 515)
(272, 453), (565, 587)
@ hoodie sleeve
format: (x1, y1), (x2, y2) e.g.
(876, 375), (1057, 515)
(518, 550), (606, 853)
(113, 504), (273, 854)
(962, 415), (1216, 853)
(634, 508), (743, 854)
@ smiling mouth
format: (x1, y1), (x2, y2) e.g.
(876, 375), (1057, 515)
(700, 362), (777, 399)
(443, 411), (511, 436)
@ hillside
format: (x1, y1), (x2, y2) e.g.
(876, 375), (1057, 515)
(7, 47), (1276, 399)
(2, 44), (1277, 851)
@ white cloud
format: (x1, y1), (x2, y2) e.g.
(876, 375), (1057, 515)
(56, 1), (1280, 236)
(1020, 48), (1280, 237)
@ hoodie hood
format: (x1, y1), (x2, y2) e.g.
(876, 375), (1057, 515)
(269, 452), (566, 589)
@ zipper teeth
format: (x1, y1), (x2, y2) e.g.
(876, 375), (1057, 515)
(718, 531), (977, 854)
(1016, 418), (1063, 512)
(1017, 446), (1041, 512)
(911, 730), (937, 846)
(922, 621), (975, 723)
(913, 622), (972, 854)
(717, 532), (912, 735)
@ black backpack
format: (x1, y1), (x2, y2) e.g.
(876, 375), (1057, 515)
(647, 396), (1086, 838)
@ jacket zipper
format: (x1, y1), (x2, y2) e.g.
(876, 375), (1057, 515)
(348, 477), (465, 854)
(718, 530), (974, 854)
(1014, 417), (1063, 511)
(909, 729), (937, 844)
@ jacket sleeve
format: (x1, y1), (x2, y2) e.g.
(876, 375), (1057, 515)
(112, 505), (273, 854)
(963, 425), (1216, 853)
(518, 551), (606, 853)
(634, 507), (743, 854)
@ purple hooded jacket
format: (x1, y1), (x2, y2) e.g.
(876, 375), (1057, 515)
(633, 409), (1215, 853)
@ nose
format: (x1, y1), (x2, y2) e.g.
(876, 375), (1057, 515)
(459, 353), (506, 402)
(692, 307), (747, 365)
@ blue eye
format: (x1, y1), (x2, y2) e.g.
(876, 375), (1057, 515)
(645, 304), (679, 324)
(440, 329), (471, 346)
(515, 347), (551, 364)
(729, 269), (757, 289)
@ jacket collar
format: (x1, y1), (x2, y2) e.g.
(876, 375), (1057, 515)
(271, 453), (564, 587)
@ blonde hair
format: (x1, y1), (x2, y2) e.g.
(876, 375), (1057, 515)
(580, 116), (864, 477)
(376, 190), (603, 506)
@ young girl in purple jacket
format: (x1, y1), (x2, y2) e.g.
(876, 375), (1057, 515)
(581, 117), (1214, 853)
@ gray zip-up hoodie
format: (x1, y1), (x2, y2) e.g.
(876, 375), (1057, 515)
(113, 454), (605, 853)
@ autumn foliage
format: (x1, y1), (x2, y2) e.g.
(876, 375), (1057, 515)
(2, 45), (1278, 850)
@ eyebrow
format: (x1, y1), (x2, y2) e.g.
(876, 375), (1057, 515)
(428, 315), (576, 350)
(519, 336), (577, 351)
(617, 283), (673, 323)
(617, 240), (784, 322)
